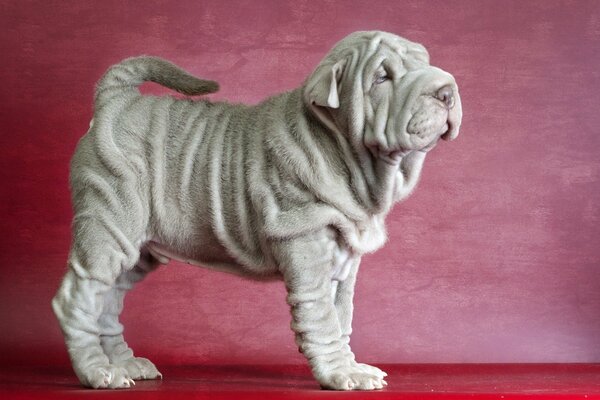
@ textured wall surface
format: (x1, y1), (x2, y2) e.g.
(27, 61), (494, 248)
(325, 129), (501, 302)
(1, 0), (599, 367)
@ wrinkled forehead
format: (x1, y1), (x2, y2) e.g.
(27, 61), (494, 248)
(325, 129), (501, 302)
(326, 31), (430, 66)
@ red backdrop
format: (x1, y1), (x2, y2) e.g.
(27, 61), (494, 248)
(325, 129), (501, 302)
(1, 0), (599, 368)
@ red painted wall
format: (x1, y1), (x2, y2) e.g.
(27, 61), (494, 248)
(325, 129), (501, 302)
(1, 0), (599, 367)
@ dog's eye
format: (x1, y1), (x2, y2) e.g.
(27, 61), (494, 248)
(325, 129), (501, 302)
(374, 74), (389, 84)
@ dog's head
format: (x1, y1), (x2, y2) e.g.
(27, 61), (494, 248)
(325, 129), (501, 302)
(304, 31), (462, 165)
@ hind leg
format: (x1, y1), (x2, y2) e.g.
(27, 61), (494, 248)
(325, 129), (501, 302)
(99, 248), (163, 380)
(53, 214), (143, 389)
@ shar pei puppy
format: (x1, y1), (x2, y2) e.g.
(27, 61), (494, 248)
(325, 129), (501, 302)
(53, 31), (462, 390)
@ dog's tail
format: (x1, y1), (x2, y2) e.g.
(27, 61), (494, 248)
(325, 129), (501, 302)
(95, 56), (219, 103)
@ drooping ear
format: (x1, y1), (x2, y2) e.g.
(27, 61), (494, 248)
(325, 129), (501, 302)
(304, 60), (345, 108)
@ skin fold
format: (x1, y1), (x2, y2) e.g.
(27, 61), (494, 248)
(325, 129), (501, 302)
(52, 31), (462, 390)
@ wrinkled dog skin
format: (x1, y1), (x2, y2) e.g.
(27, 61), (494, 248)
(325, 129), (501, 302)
(53, 31), (462, 390)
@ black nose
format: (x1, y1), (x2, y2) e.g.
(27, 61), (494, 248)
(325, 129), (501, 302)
(435, 85), (455, 109)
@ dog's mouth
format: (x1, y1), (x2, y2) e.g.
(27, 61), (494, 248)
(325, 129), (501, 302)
(440, 122), (452, 141)
(375, 146), (408, 166)
(368, 97), (460, 166)
(405, 86), (462, 145)
(402, 117), (451, 151)
(373, 122), (448, 166)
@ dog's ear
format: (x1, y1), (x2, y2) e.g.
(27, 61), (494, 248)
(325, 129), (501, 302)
(407, 43), (430, 65)
(305, 60), (345, 109)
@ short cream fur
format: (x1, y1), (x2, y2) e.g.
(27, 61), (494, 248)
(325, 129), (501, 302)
(53, 31), (462, 390)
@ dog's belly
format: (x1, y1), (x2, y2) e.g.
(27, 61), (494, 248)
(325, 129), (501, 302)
(147, 225), (355, 282)
(111, 96), (362, 283)
(145, 240), (281, 280)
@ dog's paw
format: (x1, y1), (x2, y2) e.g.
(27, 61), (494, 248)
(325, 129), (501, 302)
(84, 365), (135, 389)
(353, 362), (388, 380)
(115, 357), (162, 380)
(317, 366), (387, 390)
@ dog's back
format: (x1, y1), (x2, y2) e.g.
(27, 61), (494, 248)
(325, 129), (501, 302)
(70, 57), (296, 283)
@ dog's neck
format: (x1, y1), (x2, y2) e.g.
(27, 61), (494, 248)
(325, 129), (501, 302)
(270, 89), (424, 229)
(292, 90), (424, 220)
(252, 87), (427, 254)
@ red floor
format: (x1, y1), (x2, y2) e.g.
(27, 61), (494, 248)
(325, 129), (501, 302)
(1, 364), (599, 399)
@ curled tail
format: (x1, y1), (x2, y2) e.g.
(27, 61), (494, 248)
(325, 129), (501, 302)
(95, 56), (219, 103)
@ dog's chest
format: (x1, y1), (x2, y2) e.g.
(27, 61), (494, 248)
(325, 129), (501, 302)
(329, 220), (386, 281)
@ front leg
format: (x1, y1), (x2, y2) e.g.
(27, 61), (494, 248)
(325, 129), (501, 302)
(332, 258), (388, 382)
(274, 232), (385, 390)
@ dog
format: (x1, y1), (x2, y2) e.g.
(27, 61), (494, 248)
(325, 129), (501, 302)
(53, 31), (462, 390)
